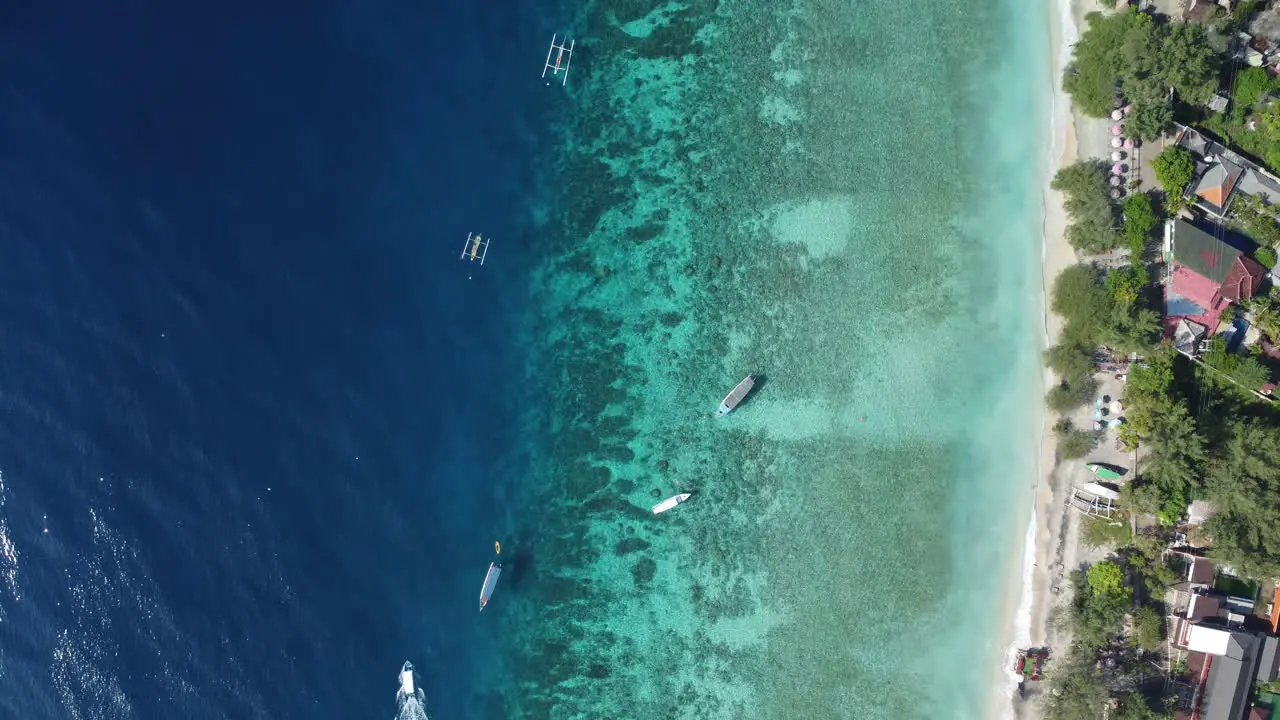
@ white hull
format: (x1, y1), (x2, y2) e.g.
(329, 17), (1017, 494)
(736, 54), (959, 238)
(716, 375), (755, 417)
(652, 492), (691, 514)
(399, 661), (416, 696)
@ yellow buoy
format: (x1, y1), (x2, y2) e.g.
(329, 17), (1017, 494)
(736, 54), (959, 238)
(494, 541), (502, 555)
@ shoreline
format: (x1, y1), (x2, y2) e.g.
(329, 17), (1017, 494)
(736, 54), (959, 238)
(1000, 0), (1088, 717)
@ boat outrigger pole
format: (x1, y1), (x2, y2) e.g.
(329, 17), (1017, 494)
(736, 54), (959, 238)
(542, 34), (575, 86)
(460, 232), (490, 266)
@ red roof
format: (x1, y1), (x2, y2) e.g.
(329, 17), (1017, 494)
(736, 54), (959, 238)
(1172, 264), (1224, 311)
(1220, 255), (1267, 302)
(1165, 267), (1228, 338)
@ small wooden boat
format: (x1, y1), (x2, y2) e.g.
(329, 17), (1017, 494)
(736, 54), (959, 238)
(652, 493), (691, 514)
(479, 561), (501, 611)
(716, 375), (756, 417)
(1085, 463), (1122, 480)
(1014, 648), (1049, 681)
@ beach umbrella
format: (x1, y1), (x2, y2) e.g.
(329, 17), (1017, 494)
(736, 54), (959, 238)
(1110, 188), (1123, 199)
(1112, 164), (1124, 174)
(1110, 401), (1123, 414)
(1111, 151), (1124, 161)
(1111, 137), (1123, 148)
(1111, 175), (1123, 186)
(1123, 139), (1134, 149)
(1111, 124), (1124, 135)
(1094, 420), (1104, 431)
(1111, 110), (1123, 120)
(1122, 104), (1133, 115)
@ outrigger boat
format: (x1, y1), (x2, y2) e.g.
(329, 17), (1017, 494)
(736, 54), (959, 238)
(652, 492), (691, 514)
(478, 541), (502, 612)
(1085, 463), (1123, 481)
(1014, 648), (1049, 681)
(716, 375), (756, 417)
(460, 232), (490, 266)
(542, 34), (575, 86)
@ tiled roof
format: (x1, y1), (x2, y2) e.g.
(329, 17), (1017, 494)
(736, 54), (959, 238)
(1220, 255), (1268, 302)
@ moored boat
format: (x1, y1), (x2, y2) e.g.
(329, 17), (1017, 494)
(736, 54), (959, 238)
(652, 492), (691, 514)
(479, 561), (501, 611)
(716, 375), (756, 417)
(1014, 648), (1049, 681)
(1085, 463), (1123, 480)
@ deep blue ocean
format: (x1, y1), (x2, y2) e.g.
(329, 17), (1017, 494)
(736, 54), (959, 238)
(0, 1), (559, 717)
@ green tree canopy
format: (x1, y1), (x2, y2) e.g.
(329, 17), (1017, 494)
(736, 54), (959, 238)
(1053, 161), (1119, 253)
(1132, 606), (1162, 651)
(1113, 692), (1164, 720)
(1231, 194), (1280, 247)
(1052, 264), (1110, 328)
(1123, 192), (1157, 246)
(1127, 101), (1172, 142)
(1234, 65), (1277, 109)
(1152, 146), (1195, 199)
(1063, 11), (1219, 118)
(1159, 23), (1221, 105)
(1204, 420), (1280, 576)
(1087, 560), (1130, 603)
(1044, 651), (1109, 720)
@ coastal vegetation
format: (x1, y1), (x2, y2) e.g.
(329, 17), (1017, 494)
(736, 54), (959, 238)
(1151, 146), (1194, 211)
(1044, 4), (1280, 718)
(1051, 161), (1119, 253)
(1063, 10), (1218, 126)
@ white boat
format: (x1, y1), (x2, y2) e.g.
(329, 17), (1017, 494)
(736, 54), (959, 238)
(396, 660), (427, 713)
(479, 561), (501, 611)
(652, 492), (691, 514)
(716, 375), (755, 417)
(398, 661), (416, 697)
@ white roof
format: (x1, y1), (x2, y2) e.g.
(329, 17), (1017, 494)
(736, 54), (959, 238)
(1188, 625), (1233, 655)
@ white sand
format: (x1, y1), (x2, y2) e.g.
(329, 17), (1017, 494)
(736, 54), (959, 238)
(999, 0), (1106, 717)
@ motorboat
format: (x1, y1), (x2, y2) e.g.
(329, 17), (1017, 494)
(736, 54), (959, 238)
(652, 492), (691, 514)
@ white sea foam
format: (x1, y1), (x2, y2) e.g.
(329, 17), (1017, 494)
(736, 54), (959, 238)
(396, 691), (431, 720)
(0, 469), (19, 623)
(997, 0), (1081, 717)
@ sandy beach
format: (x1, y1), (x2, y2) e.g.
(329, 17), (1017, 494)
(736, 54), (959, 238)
(1004, 0), (1113, 717)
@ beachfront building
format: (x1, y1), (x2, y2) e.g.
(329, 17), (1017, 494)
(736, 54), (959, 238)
(1175, 626), (1265, 720)
(1173, 125), (1280, 221)
(1164, 218), (1268, 340)
(1167, 552), (1279, 719)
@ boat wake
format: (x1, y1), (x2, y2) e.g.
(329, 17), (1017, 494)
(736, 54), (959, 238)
(396, 693), (430, 720)
(395, 662), (430, 720)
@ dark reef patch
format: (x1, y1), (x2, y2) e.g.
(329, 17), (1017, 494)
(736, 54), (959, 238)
(614, 537), (651, 556)
(630, 558), (657, 587)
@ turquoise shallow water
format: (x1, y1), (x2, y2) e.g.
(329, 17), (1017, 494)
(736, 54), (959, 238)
(494, 0), (1050, 717)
